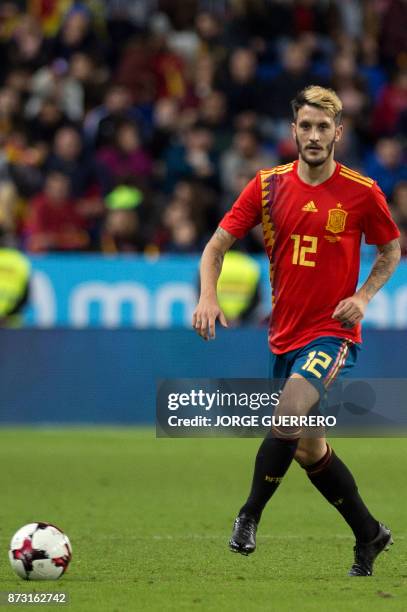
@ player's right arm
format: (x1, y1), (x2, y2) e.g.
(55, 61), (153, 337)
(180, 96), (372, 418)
(193, 174), (262, 340)
(192, 227), (236, 340)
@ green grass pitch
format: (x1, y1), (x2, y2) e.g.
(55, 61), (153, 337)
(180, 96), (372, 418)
(0, 429), (406, 611)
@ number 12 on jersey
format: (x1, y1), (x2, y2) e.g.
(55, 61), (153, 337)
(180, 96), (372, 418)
(291, 234), (318, 267)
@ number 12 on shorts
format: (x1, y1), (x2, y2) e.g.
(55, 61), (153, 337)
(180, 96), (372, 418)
(301, 350), (333, 378)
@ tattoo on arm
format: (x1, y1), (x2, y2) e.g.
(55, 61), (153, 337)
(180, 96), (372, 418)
(211, 228), (236, 265)
(213, 226), (236, 248)
(199, 227), (236, 298)
(359, 239), (401, 301)
(212, 248), (224, 275)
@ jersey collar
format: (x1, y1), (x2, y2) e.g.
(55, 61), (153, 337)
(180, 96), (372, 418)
(292, 160), (341, 190)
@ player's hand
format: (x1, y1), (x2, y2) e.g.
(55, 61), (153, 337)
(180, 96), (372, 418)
(332, 294), (368, 329)
(192, 299), (228, 340)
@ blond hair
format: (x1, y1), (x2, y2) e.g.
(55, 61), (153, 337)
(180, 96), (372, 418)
(291, 86), (343, 124)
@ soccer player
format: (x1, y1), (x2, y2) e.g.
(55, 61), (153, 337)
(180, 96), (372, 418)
(192, 86), (401, 576)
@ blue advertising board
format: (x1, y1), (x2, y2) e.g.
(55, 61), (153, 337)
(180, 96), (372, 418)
(25, 255), (407, 329)
(0, 328), (405, 424)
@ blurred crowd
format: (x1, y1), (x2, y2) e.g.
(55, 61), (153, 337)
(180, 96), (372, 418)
(0, 0), (405, 256)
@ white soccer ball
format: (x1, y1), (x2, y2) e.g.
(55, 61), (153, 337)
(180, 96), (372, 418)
(9, 522), (72, 580)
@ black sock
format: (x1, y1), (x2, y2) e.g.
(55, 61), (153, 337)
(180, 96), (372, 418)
(239, 434), (299, 523)
(304, 445), (379, 542)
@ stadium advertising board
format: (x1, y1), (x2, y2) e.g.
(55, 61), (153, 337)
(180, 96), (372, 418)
(25, 256), (407, 329)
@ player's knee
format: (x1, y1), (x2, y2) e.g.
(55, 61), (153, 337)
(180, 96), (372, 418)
(294, 444), (326, 467)
(272, 401), (305, 440)
(294, 446), (310, 466)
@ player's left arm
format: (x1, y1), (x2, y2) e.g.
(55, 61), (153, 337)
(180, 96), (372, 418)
(333, 239), (401, 328)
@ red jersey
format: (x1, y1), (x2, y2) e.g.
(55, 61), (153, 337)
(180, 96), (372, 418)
(220, 160), (400, 354)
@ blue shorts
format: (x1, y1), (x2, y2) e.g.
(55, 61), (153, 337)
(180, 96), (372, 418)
(269, 336), (360, 398)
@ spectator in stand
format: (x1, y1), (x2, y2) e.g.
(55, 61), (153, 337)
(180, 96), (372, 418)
(46, 125), (106, 246)
(117, 11), (195, 107)
(25, 56), (84, 122)
(166, 216), (202, 253)
(172, 178), (217, 233)
(4, 66), (32, 106)
(190, 53), (216, 102)
(194, 10), (228, 68)
(26, 97), (71, 146)
(156, 0), (196, 30)
(103, 214), (140, 254)
(101, 185), (146, 253)
(6, 14), (50, 72)
(333, 116), (363, 169)
(105, 0), (158, 68)
(333, 0), (363, 41)
(224, 0), (293, 48)
(216, 48), (263, 119)
(379, 0), (407, 70)
(0, 2), (24, 45)
(0, 87), (22, 140)
(291, 0), (333, 37)
(220, 127), (275, 204)
(68, 52), (108, 115)
(358, 35), (387, 102)
(46, 126), (106, 198)
(51, 4), (105, 63)
(25, 170), (88, 253)
(330, 51), (371, 142)
(97, 120), (152, 190)
(372, 70), (407, 138)
(149, 12), (190, 103)
(115, 34), (156, 106)
(5, 128), (45, 197)
(163, 121), (219, 193)
(84, 84), (147, 149)
(268, 41), (325, 123)
(198, 90), (232, 155)
(154, 196), (190, 251)
(27, 0), (74, 38)
(159, 195), (203, 254)
(150, 97), (180, 160)
(364, 138), (407, 198)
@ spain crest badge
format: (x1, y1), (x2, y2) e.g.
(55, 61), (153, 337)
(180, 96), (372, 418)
(326, 204), (348, 234)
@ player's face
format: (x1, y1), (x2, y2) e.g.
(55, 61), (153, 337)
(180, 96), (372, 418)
(292, 105), (342, 167)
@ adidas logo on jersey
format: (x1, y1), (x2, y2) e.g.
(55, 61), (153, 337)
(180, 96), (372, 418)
(302, 200), (318, 212)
